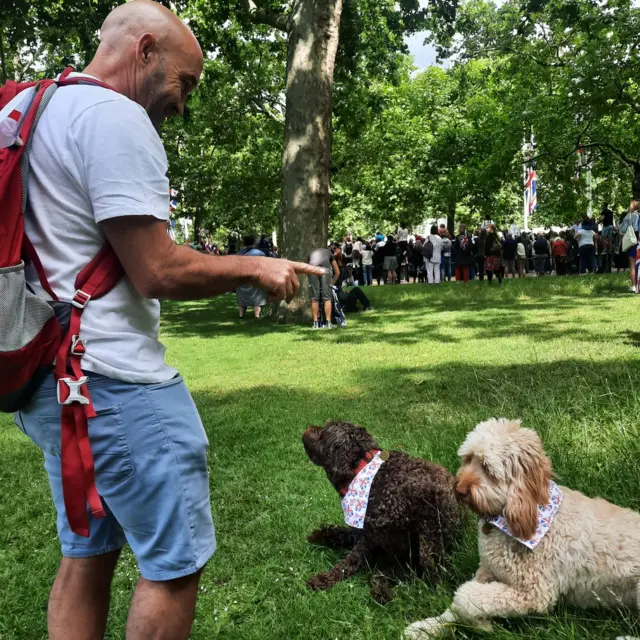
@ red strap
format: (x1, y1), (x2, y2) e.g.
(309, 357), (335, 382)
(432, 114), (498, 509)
(22, 236), (58, 300)
(54, 244), (123, 537)
(59, 67), (74, 81)
(60, 403), (105, 538)
(75, 244), (124, 295)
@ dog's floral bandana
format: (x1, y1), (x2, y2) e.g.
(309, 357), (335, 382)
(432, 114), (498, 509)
(341, 452), (385, 529)
(485, 480), (563, 550)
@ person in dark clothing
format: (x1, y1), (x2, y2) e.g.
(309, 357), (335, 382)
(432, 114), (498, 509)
(411, 239), (425, 283)
(453, 224), (474, 283)
(475, 228), (487, 280)
(533, 233), (551, 276)
(337, 285), (372, 313)
(383, 236), (398, 284)
(484, 225), (503, 284)
(257, 234), (272, 256)
(373, 242), (385, 285)
(501, 234), (518, 278)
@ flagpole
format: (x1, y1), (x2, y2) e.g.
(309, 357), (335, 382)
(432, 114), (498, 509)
(524, 163), (529, 232)
(523, 135), (529, 232)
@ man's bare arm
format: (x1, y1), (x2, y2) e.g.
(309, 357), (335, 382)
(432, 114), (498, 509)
(101, 216), (323, 302)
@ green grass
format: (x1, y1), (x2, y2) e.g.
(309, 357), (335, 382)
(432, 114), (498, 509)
(2, 275), (640, 639)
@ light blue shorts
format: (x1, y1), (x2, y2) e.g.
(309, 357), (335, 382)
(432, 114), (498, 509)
(14, 373), (216, 581)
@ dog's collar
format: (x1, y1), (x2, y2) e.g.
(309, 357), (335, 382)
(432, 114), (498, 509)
(483, 480), (564, 550)
(338, 449), (381, 497)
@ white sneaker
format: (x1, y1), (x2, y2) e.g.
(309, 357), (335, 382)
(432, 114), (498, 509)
(312, 321), (320, 329)
(324, 323), (336, 329)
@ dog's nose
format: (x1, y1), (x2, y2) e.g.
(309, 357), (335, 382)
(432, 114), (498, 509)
(455, 482), (468, 497)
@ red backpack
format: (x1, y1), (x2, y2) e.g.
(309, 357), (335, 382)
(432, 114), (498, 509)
(0, 68), (124, 537)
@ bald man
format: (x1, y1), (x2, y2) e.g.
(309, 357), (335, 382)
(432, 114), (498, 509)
(10, 2), (322, 639)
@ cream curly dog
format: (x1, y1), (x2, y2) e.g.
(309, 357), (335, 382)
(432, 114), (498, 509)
(404, 418), (640, 639)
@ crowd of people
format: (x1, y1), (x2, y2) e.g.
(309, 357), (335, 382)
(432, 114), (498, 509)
(329, 205), (640, 290)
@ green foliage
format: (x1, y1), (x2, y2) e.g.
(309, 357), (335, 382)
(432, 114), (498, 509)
(434, 0), (640, 223)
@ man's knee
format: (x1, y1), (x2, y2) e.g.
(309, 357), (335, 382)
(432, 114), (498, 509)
(55, 550), (121, 586)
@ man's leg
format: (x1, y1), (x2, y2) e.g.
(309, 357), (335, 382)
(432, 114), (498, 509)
(311, 299), (320, 322)
(351, 287), (370, 309)
(126, 570), (203, 640)
(254, 306), (261, 318)
(49, 551), (121, 640)
(433, 262), (440, 284)
(238, 306), (246, 318)
(323, 298), (332, 322)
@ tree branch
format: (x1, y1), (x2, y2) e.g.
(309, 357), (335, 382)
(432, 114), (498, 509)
(578, 142), (639, 172)
(241, 0), (289, 32)
(251, 100), (285, 124)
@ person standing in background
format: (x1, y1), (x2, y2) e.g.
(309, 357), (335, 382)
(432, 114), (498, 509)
(453, 224), (474, 283)
(575, 218), (598, 274)
(501, 233), (518, 278)
(440, 230), (453, 282)
(360, 242), (374, 286)
(236, 235), (268, 319)
(484, 224), (503, 285)
(516, 235), (527, 278)
(552, 233), (568, 276)
(425, 225), (443, 285)
(396, 222), (409, 253)
(383, 235), (399, 284)
(474, 227), (486, 281)
(308, 247), (340, 329)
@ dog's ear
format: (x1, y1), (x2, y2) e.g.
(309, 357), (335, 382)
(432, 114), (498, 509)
(504, 458), (551, 540)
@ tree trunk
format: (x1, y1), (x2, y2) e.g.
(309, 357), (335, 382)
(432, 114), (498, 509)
(277, 0), (343, 323)
(0, 26), (7, 85)
(446, 199), (456, 236)
(632, 164), (640, 200)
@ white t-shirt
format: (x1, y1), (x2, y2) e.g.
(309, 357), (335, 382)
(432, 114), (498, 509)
(361, 249), (373, 266)
(577, 229), (595, 247)
(396, 227), (409, 242)
(427, 234), (443, 263)
(15, 73), (177, 383)
(516, 242), (526, 258)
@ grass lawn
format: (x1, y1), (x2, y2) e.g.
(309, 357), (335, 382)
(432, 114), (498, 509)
(2, 274), (640, 639)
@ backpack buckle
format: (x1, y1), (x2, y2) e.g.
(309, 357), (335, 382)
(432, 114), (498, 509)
(70, 335), (86, 356)
(57, 377), (90, 406)
(72, 289), (91, 309)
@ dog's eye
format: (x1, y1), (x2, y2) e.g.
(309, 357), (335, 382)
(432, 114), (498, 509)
(481, 460), (492, 475)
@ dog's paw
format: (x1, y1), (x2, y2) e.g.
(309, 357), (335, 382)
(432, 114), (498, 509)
(403, 618), (446, 639)
(306, 572), (333, 591)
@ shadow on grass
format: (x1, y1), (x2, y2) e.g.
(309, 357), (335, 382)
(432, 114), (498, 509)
(161, 276), (630, 346)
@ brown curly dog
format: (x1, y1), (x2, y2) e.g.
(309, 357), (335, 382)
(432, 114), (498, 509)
(303, 421), (461, 602)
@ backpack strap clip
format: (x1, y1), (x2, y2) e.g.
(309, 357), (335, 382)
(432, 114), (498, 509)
(57, 376), (90, 406)
(71, 289), (91, 309)
(70, 335), (86, 356)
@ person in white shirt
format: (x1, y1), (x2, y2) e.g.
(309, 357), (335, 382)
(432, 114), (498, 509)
(425, 225), (443, 284)
(360, 243), (374, 286)
(9, 3), (323, 639)
(575, 216), (598, 274)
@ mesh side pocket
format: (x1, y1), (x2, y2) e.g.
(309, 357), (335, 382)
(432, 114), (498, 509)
(0, 261), (54, 352)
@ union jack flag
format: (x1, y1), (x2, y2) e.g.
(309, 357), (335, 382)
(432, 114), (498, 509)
(524, 162), (537, 215)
